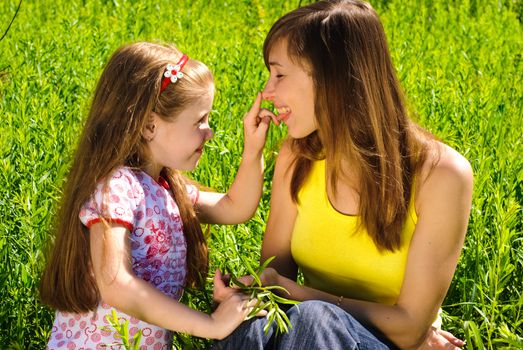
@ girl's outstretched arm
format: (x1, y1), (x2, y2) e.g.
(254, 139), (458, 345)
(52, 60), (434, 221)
(196, 93), (276, 224)
(90, 222), (255, 340)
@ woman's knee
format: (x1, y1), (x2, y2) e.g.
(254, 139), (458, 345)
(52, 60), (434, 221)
(284, 300), (390, 349)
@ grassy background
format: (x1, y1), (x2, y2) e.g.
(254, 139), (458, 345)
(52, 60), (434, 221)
(1, 0), (522, 348)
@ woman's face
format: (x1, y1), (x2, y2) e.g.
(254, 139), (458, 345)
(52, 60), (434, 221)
(263, 39), (317, 139)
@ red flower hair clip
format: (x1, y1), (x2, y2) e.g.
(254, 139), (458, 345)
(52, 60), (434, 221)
(160, 54), (189, 93)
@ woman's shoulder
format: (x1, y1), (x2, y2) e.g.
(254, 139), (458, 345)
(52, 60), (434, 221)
(424, 141), (472, 182)
(416, 141), (473, 208)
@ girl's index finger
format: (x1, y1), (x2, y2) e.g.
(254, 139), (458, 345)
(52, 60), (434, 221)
(257, 109), (279, 126)
(267, 112), (279, 126)
(244, 92), (263, 121)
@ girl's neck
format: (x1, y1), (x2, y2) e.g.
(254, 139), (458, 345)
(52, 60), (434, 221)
(143, 164), (163, 182)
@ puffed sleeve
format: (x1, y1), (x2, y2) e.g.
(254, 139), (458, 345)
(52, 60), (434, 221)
(185, 184), (199, 205)
(79, 168), (142, 231)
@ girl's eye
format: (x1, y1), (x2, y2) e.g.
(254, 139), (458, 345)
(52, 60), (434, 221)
(197, 116), (208, 126)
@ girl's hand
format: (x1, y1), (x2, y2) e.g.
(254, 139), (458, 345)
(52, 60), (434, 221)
(242, 93), (278, 156)
(213, 269), (240, 304)
(417, 327), (465, 349)
(210, 293), (263, 340)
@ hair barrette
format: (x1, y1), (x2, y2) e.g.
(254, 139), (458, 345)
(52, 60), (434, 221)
(160, 54), (189, 93)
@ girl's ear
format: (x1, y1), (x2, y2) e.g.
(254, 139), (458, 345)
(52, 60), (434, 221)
(143, 112), (159, 141)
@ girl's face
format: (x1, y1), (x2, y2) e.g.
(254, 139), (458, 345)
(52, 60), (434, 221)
(146, 86), (214, 178)
(263, 39), (316, 139)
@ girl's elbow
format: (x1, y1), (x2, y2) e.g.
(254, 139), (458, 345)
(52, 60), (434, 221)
(242, 207), (258, 222)
(230, 205), (258, 224)
(221, 196), (258, 224)
(230, 212), (255, 225)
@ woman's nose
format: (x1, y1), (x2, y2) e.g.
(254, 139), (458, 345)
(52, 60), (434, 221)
(262, 80), (275, 101)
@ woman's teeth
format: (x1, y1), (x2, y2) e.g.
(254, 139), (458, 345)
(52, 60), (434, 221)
(277, 107), (291, 115)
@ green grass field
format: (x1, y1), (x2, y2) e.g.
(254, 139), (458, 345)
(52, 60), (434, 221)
(1, 0), (522, 348)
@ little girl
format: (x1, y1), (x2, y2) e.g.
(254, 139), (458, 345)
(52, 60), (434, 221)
(40, 41), (272, 349)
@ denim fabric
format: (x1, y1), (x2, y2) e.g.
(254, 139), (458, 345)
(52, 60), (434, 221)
(213, 300), (392, 350)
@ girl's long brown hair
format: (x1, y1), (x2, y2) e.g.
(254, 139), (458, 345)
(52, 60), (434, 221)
(264, 0), (436, 251)
(40, 42), (211, 313)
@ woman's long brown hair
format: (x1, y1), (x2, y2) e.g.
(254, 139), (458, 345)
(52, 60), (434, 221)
(40, 42), (211, 313)
(264, 0), (436, 251)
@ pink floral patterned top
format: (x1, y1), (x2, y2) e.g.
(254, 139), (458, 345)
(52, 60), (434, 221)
(46, 167), (199, 350)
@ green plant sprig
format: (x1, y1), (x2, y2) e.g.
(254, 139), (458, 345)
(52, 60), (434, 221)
(101, 309), (142, 350)
(229, 256), (300, 335)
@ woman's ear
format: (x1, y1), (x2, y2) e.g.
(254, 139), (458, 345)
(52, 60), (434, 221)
(143, 112), (159, 142)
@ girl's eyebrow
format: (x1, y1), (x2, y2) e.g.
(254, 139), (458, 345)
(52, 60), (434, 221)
(268, 61), (283, 67)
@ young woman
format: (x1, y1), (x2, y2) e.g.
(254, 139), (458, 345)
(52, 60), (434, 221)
(215, 1), (473, 349)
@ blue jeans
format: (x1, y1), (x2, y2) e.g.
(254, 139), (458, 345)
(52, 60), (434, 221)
(213, 300), (393, 349)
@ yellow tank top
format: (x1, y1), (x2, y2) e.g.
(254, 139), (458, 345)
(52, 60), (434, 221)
(291, 159), (417, 305)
